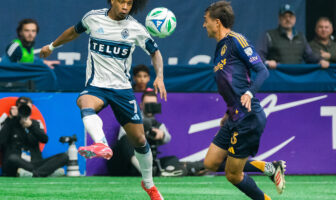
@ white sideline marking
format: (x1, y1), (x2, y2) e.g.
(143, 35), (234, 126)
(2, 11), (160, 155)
(188, 118), (221, 134)
(252, 136), (295, 160)
(180, 148), (209, 162)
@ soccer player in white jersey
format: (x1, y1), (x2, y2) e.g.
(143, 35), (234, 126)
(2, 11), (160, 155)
(40, 0), (165, 199)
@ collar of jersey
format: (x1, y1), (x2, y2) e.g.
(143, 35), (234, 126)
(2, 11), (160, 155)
(105, 8), (129, 24)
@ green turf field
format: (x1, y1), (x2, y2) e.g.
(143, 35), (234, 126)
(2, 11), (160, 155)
(0, 175), (335, 199)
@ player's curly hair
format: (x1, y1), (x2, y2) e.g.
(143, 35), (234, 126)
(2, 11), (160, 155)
(205, 1), (235, 29)
(107, 0), (149, 15)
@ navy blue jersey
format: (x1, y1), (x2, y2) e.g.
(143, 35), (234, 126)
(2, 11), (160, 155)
(5, 41), (22, 62)
(213, 31), (269, 120)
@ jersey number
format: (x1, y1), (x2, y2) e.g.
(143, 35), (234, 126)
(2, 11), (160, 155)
(231, 132), (238, 145)
(129, 100), (138, 114)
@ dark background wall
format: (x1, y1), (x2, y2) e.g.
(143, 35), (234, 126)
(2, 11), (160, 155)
(306, 0), (336, 41)
(0, 0), (306, 65)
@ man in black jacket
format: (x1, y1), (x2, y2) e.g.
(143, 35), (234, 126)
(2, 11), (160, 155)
(0, 97), (68, 177)
(258, 4), (329, 69)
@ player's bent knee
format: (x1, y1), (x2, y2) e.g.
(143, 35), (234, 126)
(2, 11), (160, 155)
(130, 135), (147, 147)
(203, 159), (219, 172)
(76, 95), (88, 108)
(77, 95), (104, 111)
(226, 171), (243, 184)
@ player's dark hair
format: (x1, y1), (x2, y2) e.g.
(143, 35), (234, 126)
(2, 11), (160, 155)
(205, 1), (235, 29)
(16, 19), (39, 37)
(107, 0), (149, 15)
(141, 90), (157, 102)
(16, 96), (33, 106)
(133, 64), (150, 76)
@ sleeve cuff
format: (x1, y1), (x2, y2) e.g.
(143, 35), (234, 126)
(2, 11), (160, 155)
(145, 39), (159, 54)
(245, 90), (253, 98)
(74, 21), (87, 34)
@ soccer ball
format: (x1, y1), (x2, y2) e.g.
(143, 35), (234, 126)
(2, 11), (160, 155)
(145, 7), (176, 38)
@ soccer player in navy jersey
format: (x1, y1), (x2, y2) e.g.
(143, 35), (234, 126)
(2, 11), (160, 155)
(203, 1), (285, 199)
(40, 0), (165, 199)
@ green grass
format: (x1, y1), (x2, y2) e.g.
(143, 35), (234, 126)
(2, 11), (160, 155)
(0, 176), (335, 199)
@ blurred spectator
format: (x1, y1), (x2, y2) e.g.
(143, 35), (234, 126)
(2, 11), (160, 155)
(258, 4), (329, 69)
(309, 17), (336, 63)
(3, 19), (59, 69)
(132, 64), (151, 92)
(0, 97), (68, 177)
(107, 90), (205, 177)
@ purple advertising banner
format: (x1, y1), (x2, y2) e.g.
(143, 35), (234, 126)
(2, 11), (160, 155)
(86, 93), (336, 175)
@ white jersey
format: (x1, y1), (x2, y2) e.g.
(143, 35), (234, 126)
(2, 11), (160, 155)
(78, 8), (158, 89)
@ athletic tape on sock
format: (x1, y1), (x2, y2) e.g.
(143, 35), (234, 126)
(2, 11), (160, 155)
(80, 108), (96, 118)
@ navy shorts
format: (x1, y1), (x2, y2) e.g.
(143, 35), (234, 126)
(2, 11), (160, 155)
(212, 111), (266, 158)
(78, 85), (142, 126)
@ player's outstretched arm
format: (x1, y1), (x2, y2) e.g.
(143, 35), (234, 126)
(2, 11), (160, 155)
(40, 26), (80, 58)
(151, 50), (167, 101)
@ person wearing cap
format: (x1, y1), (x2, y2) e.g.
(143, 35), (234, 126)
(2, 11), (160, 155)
(309, 17), (336, 63)
(258, 4), (329, 69)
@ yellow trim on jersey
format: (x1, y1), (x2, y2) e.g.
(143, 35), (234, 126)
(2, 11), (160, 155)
(233, 32), (249, 47)
(229, 32), (249, 48)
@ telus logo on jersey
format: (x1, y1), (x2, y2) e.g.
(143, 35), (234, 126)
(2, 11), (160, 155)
(90, 37), (131, 59)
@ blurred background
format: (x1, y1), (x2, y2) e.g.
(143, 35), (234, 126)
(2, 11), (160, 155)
(0, 0), (335, 178)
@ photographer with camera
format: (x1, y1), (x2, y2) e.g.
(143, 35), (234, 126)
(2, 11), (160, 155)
(107, 90), (205, 177)
(107, 90), (171, 176)
(0, 97), (68, 177)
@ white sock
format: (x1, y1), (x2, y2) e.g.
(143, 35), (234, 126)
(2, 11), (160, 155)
(131, 156), (141, 173)
(82, 114), (108, 145)
(134, 148), (154, 189)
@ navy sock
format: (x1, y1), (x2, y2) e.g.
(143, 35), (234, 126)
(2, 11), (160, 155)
(218, 159), (264, 173)
(244, 161), (265, 173)
(134, 142), (150, 154)
(234, 173), (267, 200)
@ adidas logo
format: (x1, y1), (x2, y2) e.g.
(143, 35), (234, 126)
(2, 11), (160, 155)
(96, 27), (104, 34)
(80, 90), (88, 95)
(131, 114), (140, 120)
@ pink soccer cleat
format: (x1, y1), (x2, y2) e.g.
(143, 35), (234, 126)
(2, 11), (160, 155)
(78, 143), (113, 160)
(141, 181), (164, 200)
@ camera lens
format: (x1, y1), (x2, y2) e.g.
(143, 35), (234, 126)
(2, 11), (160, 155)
(18, 104), (31, 118)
